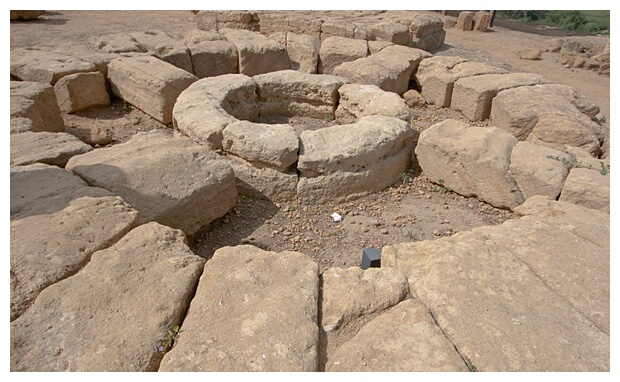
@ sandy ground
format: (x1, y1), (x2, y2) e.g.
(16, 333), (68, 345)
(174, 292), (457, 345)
(9, 10), (611, 271)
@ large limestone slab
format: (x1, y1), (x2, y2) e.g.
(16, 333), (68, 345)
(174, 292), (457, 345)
(451, 72), (551, 121)
(10, 164), (139, 321)
(336, 83), (412, 124)
(220, 28), (289, 76)
(196, 10), (260, 32)
(322, 267), (409, 331)
(318, 36), (368, 75)
(186, 40), (238, 78)
(371, 21), (410, 44)
(297, 116), (413, 203)
(223, 156), (298, 202)
(10, 48), (97, 85)
(333, 45), (430, 95)
(54, 72), (110, 113)
(159, 245), (320, 372)
(89, 32), (147, 54)
(11, 222), (205, 371)
(172, 74), (258, 149)
(10, 81), (64, 133)
(222, 121), (298, 171)
(415, 57), (507, 108)
(490, 84), (603, 156)
(107, 56), (198, 124)
(254, 70), (347, 119)
(10, 131), (92, 167)
(415, 120), (523, 209)
(559, 167), (610, 213)
(299, 115), (413, 175)
(382, 197), (610, 371)
(65, 130), (237, 236)
(326, 299), (469, 372)
(527, 113), (604, 157)
(130, 30), (193, 73)
(509, 141), (571, 200)
(286, 32), (320, 73)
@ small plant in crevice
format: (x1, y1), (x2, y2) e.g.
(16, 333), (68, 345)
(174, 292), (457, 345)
(463, 356), (478, 372)
(401, 172), (411, 184)
(433, 179), (452, 193)
(157, 325), (180, 354)
(600, 161), (609, 175)
(546, 155), (577, 168)
(287, 204), (298, 212)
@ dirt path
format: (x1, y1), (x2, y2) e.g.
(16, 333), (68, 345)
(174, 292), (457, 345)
(9, 10), (609, 271)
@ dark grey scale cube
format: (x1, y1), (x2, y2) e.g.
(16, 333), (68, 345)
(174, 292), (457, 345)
(361, 248), (381, 270)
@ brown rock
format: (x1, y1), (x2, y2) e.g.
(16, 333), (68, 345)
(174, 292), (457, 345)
(10, 81), (65, 133)
(519, 48), (542, 60)
(455, 11), (475, 31)
(54, 72), (110, 113)
(559, 167), (610, 213)
(159, 245), (320, 372)
(321, 267), (409, 331)
(11, 222), (205, 371)
(326, 299), (469, 371)
(10, 131), (92, 167)
(473, 10), (492, 32)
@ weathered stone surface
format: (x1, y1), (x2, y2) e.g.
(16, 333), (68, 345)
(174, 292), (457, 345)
(159, 245), (319, 372)
(491, 84), (602, 145)
(54, 72), (110, 113)
(526, 113), (604, 157)
(107, 56), (198, 124)
(10, 48), (97, 85)
(321, 267), (409, 331)
(415, 119), (523, 209)
(286, 32), (320, 73)
(172, 76), (250, 149)
(222, 121), (298, 171)
(183, 29), (223, 44)
(254, 70), (347, 119)
(444, 16), (457, 28)
(326, 299), (469, 372)
(65, 125), (113, 146)
(509, 141), (571, 200)
(10, 118), (34, 134)
(318, 36), (367, 75)
(10, 81), (64, 132)
(473, 10), (492, 31)
(451, 72), (550, 121)
(11, 222), (205, 371)
(336, 83), (412, 124)
(89, 32), (146, 54)
(66, 130), (237, 235)
(403, 89), (426, 108)
(10, 10), (45, 20)
(220, 28), (289, 76)
(371, 21), (410, 44)
(455, 11), (475, 31)
(10, 163), (87, 217)
(297, 116), (413, 203)
(267, 31), (286, 46)
(223, 156), (298, 201)
(334, 45), (430, 95)
(367, 40), (393, 54)
(559, 168), (610, 213)
(414, 56), (469, 107)
(10, 131), (92, 167)
(547, 38), (566, 52)
(320, 20), (356, 40)
(382, 196), (610, 371)
(129, 30), (193, 73)
(408, 13), (445, 37)
(182, 74), (258, 121)
(519, 48), (542, 60)
(411, 29), (446, 51)
(564, 146), (610, 171)
(10, 164), (139, 321)
(187, 40), (238, 78)
(196, 10), (260, 32)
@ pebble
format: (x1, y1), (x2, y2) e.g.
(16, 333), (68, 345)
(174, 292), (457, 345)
(425, 195), (431, 199)
(380, 229), (388, 234)
(433, 229), (441, 236)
